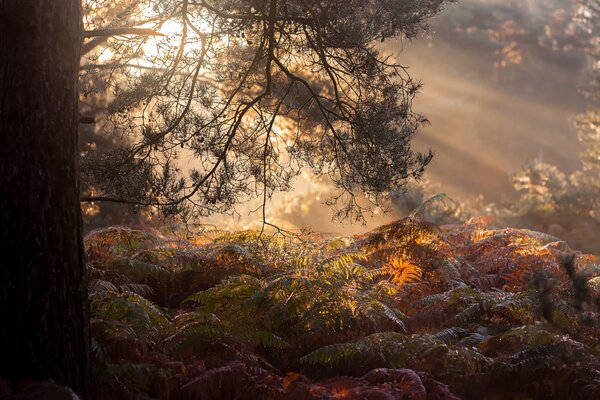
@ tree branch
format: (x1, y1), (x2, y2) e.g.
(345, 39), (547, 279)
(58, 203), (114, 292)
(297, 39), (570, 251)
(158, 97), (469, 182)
(80, 195), (177, 207)
(81, 196), (147, 205)
(83, 28), (165, 38)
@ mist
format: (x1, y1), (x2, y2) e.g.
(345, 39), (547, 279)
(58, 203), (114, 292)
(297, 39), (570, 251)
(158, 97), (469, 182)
(242, 0), (591, 234)
(403, 0), (588, 202)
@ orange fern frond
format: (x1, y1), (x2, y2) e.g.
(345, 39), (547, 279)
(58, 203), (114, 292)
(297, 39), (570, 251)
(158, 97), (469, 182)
(387, 257), (423, 287)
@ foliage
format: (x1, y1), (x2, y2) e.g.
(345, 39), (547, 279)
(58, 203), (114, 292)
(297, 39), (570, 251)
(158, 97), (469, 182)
(86, 217), (600, 399)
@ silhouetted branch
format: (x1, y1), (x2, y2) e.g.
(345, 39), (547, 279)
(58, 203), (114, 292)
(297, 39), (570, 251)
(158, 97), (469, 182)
(84, 28), (165, 38)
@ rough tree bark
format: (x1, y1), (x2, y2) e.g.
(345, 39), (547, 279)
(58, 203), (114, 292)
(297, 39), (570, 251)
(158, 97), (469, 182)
(0, 0), (90, 396)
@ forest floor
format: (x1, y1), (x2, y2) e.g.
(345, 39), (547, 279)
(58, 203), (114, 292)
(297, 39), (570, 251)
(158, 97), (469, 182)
(85, 217), (600, 399)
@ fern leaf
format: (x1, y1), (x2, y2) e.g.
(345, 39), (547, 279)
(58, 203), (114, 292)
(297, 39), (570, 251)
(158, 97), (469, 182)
(409, 193), (450, 219)
(430, 327), (468, 345)
(387, 258), (423, 287)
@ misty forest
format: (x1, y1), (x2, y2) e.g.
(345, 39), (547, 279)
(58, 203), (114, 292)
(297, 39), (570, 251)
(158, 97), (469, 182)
(1, 0), (600, 399)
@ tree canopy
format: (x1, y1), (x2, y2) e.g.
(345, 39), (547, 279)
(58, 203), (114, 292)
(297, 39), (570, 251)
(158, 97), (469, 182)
(80, 0), (454, 226)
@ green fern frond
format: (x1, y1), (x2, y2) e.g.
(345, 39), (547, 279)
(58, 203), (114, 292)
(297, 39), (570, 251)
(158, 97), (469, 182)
(445, 347), (494, 375)
(91, 291), (170, 334)
(364, 267), (392, 280)
(413, 290), (453, 309)
(431, 327), (468, 345)
(167, 323), (227, 354)
(91, 336), (109, 364)
(321, 252), (367, 274)
(299, 341), (362, 367)
(89, 279), (119, 294)
(409, 193), (450, 219)
(185, 275), (264, 309)
(245, 329), (289, 349)
(103, 362), (168, 396)
(91, 318), (138, 341)
(359, 299), (406, 331)
(504, 345), (559, 372)
(125, 292), (170, 329)
(299, 332), (409, 368)
(243, 274), (311, 311)
(119, 283), (155, 297)
(110, 258), (169, 281)
(322, 238), (353, 252)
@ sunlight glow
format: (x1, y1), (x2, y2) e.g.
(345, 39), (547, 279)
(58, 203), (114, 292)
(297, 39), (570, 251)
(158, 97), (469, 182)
(139, 2), (213, 60)
(141, 20), (184, 59)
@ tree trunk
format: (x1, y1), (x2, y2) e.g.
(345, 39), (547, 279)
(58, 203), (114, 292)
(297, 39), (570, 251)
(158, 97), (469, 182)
(0, 1), (90, 396)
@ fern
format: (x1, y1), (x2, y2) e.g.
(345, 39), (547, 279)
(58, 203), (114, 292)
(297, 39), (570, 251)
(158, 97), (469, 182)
(387, 257), (423, 287)
(357, 299), (406, 331)
(431, 327), (468, 345)
(246, 329), (289, 349)
(300, 332), (435, 370)
(166, 319), (227, 355)
(110, 258), (170, 282)
(409, 193), (450, 219)
(299, 341), (362, 367)
(91, 291), (170, 334)
(83, 220), (600, 399)
(185, 275), (264, 310)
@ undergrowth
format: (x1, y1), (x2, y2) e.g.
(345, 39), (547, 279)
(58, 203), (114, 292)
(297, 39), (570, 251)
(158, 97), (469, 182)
(85, 218), (600, 399)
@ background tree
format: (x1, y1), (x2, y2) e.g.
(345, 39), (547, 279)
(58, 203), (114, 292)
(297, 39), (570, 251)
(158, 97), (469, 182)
(0, 0), (90, 395)
(79, 0), (454, 228)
